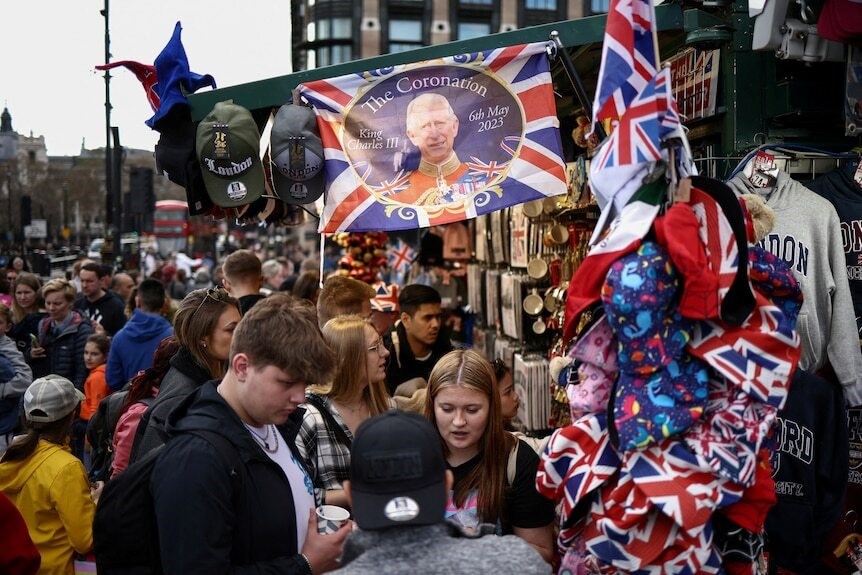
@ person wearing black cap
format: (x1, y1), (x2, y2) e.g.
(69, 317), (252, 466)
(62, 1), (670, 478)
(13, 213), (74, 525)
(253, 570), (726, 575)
(333, 410), (549, 574)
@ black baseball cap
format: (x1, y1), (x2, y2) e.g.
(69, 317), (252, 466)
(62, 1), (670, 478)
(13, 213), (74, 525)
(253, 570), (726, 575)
(153, 107), (215, 216)
(349, 411), (447, 530)
(270, 104), (325, 205)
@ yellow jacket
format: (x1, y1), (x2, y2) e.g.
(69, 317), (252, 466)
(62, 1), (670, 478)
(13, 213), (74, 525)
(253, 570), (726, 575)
(0, 439), (94, 575)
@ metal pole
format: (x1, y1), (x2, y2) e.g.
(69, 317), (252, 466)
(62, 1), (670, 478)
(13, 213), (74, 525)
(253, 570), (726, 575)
(5, 170), (10, 244)
(111, 126), (122, 266)
(549, 31), (607, 142)
(101, 0), (112, 240)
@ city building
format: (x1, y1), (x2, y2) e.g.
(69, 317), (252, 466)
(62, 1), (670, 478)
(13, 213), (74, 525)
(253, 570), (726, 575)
(291, 0), (609, 71)
(0, 105), (184, 249)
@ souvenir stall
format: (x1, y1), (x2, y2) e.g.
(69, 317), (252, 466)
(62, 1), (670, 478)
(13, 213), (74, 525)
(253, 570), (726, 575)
(177, 1), (862, 572)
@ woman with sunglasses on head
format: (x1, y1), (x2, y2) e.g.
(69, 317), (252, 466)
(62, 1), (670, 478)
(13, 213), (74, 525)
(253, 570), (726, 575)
(425, 349), (555, 564)
(296, 314), (394, 509)
(9, 272), (46, 359)
(129, 287), (240, 463)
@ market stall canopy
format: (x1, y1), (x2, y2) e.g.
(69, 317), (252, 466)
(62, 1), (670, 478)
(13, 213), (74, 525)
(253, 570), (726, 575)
(187, 4), (716, 124)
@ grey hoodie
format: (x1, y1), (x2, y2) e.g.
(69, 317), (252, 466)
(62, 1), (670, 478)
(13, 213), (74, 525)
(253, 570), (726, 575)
(0, 335), (31, 400)
(333, 521), (550, 575)
(728, 170), (862, 405)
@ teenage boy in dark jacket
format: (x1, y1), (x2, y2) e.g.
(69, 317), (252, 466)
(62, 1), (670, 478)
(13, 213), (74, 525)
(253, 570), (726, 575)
(150, 294), (349, 574)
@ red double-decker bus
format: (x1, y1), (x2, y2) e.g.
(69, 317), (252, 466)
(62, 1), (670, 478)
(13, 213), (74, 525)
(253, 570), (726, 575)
(153, 200), (189, 257)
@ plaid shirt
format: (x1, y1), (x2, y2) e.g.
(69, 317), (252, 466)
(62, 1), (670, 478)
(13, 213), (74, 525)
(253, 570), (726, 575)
(295, 394), (353, 494)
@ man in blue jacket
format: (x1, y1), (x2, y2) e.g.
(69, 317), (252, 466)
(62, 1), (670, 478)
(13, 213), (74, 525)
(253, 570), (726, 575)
(151, 293), (349, 575)
(106, 279), (172, 390)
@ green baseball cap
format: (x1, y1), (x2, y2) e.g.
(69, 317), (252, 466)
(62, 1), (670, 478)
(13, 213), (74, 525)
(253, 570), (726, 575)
(196, 101), (264, 208)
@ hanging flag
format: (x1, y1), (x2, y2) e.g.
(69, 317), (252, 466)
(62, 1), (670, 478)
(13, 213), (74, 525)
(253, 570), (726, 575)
(593, 68), (681, 170)
(94, 61), (159, 112)
(388, 238), (416, 276)
(146, 22), (217, 129)
(592, 0), (658, 126)
(299, 42), (567, 232)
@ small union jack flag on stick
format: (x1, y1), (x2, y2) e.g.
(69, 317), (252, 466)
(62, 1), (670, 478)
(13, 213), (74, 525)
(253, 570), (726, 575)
(387, 239), (416, 285)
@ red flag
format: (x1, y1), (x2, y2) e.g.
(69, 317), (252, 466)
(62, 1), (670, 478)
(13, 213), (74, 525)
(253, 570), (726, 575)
(95, 60), (159, 112)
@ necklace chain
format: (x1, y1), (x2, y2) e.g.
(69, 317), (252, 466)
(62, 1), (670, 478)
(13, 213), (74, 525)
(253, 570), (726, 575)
(244, 423), (278, 453)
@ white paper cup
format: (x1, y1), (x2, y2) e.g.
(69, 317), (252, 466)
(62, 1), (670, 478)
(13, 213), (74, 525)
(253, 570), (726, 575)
(316, 504), (350, 534)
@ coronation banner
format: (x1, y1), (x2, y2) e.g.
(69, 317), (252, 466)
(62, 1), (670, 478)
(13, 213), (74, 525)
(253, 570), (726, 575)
(299, 42), (567, 233)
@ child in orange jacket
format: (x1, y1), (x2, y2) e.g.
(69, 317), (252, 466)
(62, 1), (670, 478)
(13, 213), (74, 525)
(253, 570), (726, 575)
(80, 334), (110, 424)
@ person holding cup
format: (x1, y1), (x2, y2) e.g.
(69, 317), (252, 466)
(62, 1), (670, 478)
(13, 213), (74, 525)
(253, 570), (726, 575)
(296, 315), (395, 509)
(150, 294), (350, 575)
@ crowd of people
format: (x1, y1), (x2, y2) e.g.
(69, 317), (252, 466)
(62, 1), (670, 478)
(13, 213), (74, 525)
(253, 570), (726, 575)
(0, 249), (553, 575)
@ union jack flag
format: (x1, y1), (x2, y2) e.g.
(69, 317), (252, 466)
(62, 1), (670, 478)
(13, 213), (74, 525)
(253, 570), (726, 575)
(299, 42), (567, 232)
(684, 377), (778, 486)
(592, 0), (658, 125)
(372, 171), (411, 197)
(593, 68), (681, 170)
(387, 238), (416, 278)
(684, 185), (745, 319)
(466, 158), (509, 180)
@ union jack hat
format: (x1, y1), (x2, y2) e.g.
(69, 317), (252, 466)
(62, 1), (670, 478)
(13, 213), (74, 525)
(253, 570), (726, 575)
(370, 282), (399, 313)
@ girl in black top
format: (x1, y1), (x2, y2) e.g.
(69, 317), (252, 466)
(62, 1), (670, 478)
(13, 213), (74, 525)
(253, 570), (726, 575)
(424, 349), (555, 563)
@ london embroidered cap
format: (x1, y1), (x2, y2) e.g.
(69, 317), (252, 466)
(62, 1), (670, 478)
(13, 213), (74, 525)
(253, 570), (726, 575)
(23, 375), (85, 424)
(196, 101), (264, 208)
(349, 411), (447, 530)
(270, 104), (325, 205)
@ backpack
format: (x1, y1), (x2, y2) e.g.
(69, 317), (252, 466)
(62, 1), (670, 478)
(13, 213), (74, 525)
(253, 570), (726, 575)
(93, 430), (243, 575)
(87, 391), (153, 483)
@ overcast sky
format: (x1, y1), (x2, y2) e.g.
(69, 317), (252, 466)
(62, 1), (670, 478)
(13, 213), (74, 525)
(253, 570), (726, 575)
(3, 1), (292, 157)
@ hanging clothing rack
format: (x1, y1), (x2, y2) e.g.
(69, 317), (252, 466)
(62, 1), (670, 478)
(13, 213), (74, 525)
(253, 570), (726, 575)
(728, 144), (860, 179)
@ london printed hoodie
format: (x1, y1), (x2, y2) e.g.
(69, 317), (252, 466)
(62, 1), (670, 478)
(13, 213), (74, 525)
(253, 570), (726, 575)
(728, 170), (862, 405)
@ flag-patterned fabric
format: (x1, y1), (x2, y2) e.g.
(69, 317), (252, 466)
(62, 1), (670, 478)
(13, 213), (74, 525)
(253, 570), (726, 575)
(299, 42), (567, 233)
(563, 178), (665, 342)
(683, 375), (778, 487)
(687, 291), (798, 410)
(592, 0), (658, 125)
(387, 239), (415, 275)
(593, 68), (681, 170)
(94, 61), (159, 112)
(370, 281), (399, 313)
